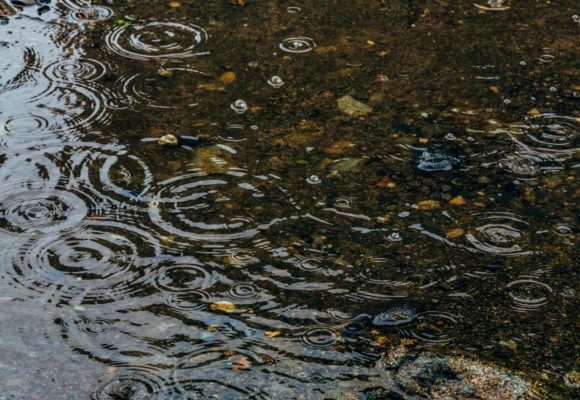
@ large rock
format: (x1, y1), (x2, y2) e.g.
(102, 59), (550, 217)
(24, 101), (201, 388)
(391, 354), (533, 399)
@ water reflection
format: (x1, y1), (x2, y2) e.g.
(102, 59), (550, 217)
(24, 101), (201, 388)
(0, 0), (577, 398)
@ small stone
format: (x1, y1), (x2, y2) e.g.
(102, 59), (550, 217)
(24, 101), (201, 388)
(564, 370), (580, 388)
(324, 140), (354, 156)
(219, 71), (237, 85)
(157, 67), (173, 78)
(376, 176), (396, 189)
(446, 228), (465, 239)
(197, 82), (226, 91)
(417, 200), (440, 210)
(169, 1), (181, 8)
(337, 95), (372, 117)
(505, 340), (518, 351)
(210, 301), (236, 313)
(158, 134), (179, 146)
(232, 356), (252, 371)
(449, 196), (466, 206)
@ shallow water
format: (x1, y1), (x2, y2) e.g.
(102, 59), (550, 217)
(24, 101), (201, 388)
(0, 0), (578, 399)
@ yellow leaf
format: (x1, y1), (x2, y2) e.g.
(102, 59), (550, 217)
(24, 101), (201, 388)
(169, 1), (181, 8)
(210, 301), (236, 313)
(265, 330), (282, 338)
(417, 200), (440, 210)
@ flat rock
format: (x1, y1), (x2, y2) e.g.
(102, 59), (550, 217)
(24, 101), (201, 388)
(337, 95), (372, 117)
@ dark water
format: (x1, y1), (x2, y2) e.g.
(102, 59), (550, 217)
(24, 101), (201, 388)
(0, 0), (578, 399)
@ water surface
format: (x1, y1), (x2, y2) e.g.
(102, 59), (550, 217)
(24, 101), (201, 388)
(0, 0), (578, 398)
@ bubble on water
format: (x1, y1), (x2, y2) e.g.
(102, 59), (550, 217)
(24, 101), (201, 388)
(553, 224), (573, 236)
(306, 175), (321, 184)
(267, 75), (285, 88)
(388, 232), (402, 242)
(105, 21), (209, 60)
(279, 37), (316, 54)
(538, 54), (555, 63)
(230, 99), (249, 114)
(474, 0), (510, 11)
(287, 6), (302, 14)
(334, 198), (352, 208)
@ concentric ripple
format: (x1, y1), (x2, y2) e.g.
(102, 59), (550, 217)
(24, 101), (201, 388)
(279, 37), (316, 54)
(1, 113), (50, 135)
(43, 58), (107, 83)
(0, 189), (87, 233)
(228, 283), (263, 300)
(69, 6), (114, 22)
(4, 221), (160, 300)
(27, 83), (110, 137)
(105, 21), (209, 60)
(153, 256), (216, 293)
(300, 327), (340, 349)
(69, 147), (154, 206)
(292, 256), (324, 272)
(508, 113), (579, 156)
(120, 67), (204, 109)
(0, 45), (41, 95)
(147, 169), (291, 243)
(465, 212), (533, 256)
(91, 370), (166, 400)
(217, 124), (249, 142)
(497, 154), (542, 177)
(410, 312), (462, 344)
(506, 277), (553, 312)
(61, 315), (114, 336)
